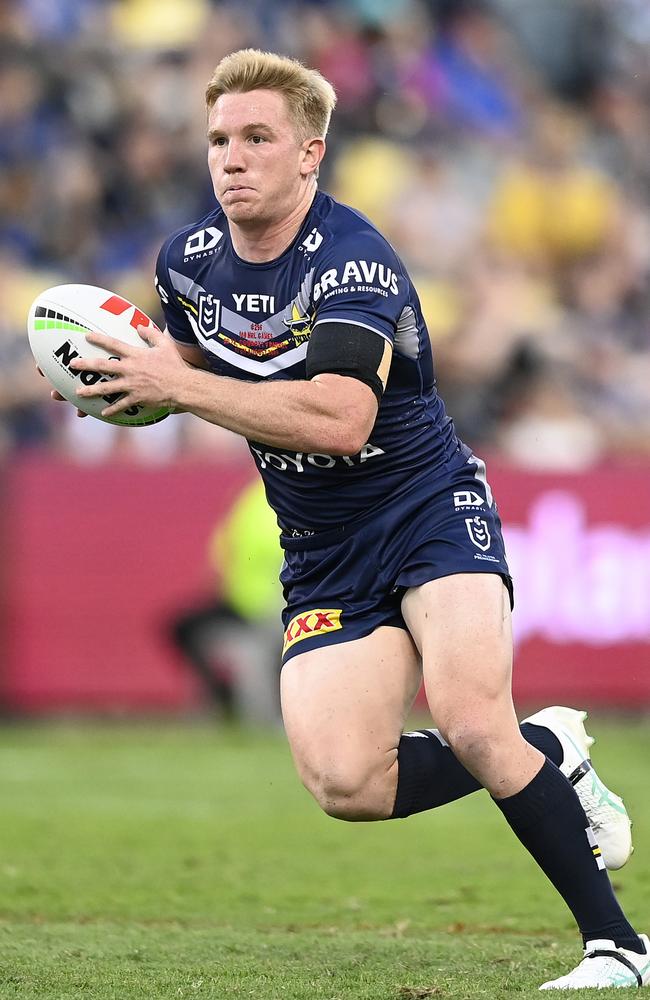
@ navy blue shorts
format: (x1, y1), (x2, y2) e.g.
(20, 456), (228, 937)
(279, 454), (512, 663)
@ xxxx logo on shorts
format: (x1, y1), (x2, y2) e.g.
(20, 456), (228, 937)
(283, 608), (343, 654)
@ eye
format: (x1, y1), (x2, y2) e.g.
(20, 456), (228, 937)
(249, 134), (266, 144)
(210, 135), (227, 147)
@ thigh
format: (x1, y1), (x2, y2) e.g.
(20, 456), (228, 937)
(281, 625), (421, 786)
(401, 573), (515, 729)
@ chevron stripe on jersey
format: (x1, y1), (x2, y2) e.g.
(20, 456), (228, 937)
(154, 190), (463, 532)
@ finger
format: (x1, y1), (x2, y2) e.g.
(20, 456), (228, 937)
(100, 394), (137, 418)
(49, 389), (87, 415)
(137, 323), (160, 346)
(76, 378), (125, 399)
(69, 356), (122, 375)
(84, 330), (132, 355)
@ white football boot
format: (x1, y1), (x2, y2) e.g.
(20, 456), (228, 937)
(522, 706), (633, 871)
(539, 935), (650, 990)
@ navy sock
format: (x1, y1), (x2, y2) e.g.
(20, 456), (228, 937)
(391, 721), (563, 818)
(496, 759), (642, 953)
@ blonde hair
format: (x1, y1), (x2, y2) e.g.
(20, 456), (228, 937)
(205, 49), (337, 141)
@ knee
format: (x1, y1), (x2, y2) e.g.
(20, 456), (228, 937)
(438, 716), (502, 771)
(299, 760), (393, 822)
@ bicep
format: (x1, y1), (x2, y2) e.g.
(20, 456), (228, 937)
(306, 321), (393, 405)
(309, 370), (378, 412)
(307, 374), (379, 452)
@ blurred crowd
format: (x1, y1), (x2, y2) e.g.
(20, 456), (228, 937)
(3, 0), (650, 469)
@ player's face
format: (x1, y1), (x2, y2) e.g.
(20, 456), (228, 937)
(207, 90), (313, 226)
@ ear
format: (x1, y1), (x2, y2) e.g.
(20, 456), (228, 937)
(300, 137), (326, 178)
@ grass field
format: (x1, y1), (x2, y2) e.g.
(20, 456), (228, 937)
(0, 717), (648, 999)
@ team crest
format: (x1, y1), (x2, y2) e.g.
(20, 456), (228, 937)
(197, 292), (221, 339)
(282, 301), (313, 345)
(465, 516), (491, 551)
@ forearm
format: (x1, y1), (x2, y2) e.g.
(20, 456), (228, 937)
(174, 367), (372, 454)
(69, 327), (378, 450)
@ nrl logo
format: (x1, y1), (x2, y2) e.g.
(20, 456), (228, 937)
(197, 292), (221, 339)
(465, 516), (491, 552)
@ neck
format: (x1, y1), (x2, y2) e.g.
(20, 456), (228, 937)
(229, 184), (317, 263)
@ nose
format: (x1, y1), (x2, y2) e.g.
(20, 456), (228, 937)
(223, 139), (245, 173)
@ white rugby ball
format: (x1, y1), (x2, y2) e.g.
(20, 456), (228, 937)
(27, 283), (171, 426)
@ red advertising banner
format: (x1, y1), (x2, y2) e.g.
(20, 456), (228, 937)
(0, 456), (648, 712)
(490, 463), (650, 708)
(0, 456), (254, 713)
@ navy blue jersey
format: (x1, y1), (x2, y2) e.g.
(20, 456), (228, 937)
(155, 190), (467, 533)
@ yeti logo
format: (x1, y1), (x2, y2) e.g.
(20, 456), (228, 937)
(465, 516), (491, 551)
(197, 292), (221, 338)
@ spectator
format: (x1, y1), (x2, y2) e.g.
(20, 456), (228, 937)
(2, 0), (649, 467)
(169, 480), (284, 723)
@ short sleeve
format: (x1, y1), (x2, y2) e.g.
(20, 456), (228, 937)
(310, 230), (407, 346)
(154, 239), (197, 346)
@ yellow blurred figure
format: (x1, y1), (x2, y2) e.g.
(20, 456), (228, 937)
(487, 103), (620, 261)
(210, 479), (283, 622)
(488, 162), (618, 260)
(110, 0), (208, 48)
(170, 479), (283, 723)
(331, 137), (415, 230)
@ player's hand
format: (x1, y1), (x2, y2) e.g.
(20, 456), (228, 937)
(70, 325), (187, 418)
(37, 365), (88, 417)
